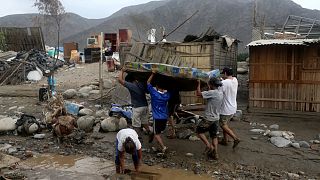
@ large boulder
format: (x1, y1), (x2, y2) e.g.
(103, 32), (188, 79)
(101, 117), (127, 132)
(77, 115), (95, 132)
(95, 110), (108, 118)
(0, 117), (17, 131)
(63, 89), (77, 99)
(79, 108), (94, 116)
(270, 137), (291, 148)
(103, 79), (113, 89)
(78, 86), (93, 94)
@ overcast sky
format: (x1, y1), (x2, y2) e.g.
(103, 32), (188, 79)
(0, 0), (319, 19)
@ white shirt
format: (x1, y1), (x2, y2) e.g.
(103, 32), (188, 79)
(220, 77), (238, 115)
(116, 128), (141, 151)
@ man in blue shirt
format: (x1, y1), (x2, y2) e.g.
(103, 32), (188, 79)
(118, 68), (151, 135)
(147, 71), (170, 153)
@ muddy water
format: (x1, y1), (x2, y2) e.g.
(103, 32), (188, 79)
(21, 154), (212, 180)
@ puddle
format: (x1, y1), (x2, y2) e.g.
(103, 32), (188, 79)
(21, 154), (212, 180)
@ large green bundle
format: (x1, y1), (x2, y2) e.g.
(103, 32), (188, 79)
(124, 62), (209, 91)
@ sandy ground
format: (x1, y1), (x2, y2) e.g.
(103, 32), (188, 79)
(0, 62), (319, 179)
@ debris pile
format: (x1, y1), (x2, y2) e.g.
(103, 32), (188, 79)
(0, 49), (62, 85)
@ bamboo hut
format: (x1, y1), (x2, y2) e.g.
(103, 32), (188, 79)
(248, 39), (320, 112)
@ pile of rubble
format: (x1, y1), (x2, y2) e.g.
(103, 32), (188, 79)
(0, 49), (63, 86)
(249, 122), (320, 149)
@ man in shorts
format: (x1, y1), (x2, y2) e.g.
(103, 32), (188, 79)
(147, 71), (171, 153)
(167, 89), (181, 138)
(118, 68), (151, 136)
(115, 128), (142, 173)
(196, 78), (223, 160)
(219, 67), (240, 149)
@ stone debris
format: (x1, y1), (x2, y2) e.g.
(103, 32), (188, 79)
(101, 116), (127, 132)
(78, 86), (93, 94)
(298, 141), (310, 148)
(269, 124), (279, 130)
(33, 134), (46, 139)
(251, 137), (259, 140)
(270, 137), (292, 148)
(177, 129), (193, 139)
(185, 153), (194, 157)
(189, 135), (200, 141)
(287, 172), (300, 179)
(290, 142), (300, 149)
(268, 131), (294, 140)
(79, 108), (94, 116)
(77, 115), (95, 132)
(0, 117), (17, 131)
(249, 129), (265, 134)
(63, 89), (77, 99)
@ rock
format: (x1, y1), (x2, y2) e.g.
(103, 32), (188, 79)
(313, 140), (320, 144)
(270, 137), (291, 148)
(237, 67), (248, 74)
(269, 124), (279, 130)
(185, 153), (194, 157)
(287, 172), (299, 179)
(25, 150), (33, 158)
(0, 117), (17, 131)
(8, 147), (18, 154)
(101, 117), (117, 132)
(298, 141), (310, 148)
(79, 108), (94, 116)
(270, 172), (281, 177)
(263, 129), (271, 136)
(298, 171), (305, 175)
(189, 135), (200, 141)
(118, 117), (127, 130)
(77, 116), (95, 132)
(103, 79), (113, 89)
(291, 143), (300, 149)
(34, 134), (45, 139)
(177, 129), (193, 139)
(78, 86), (93, 94)
(93, 123), (101, 133)
(17, 106), (25, 112)
(0, 153), (20, 169)
(251, 137), (259, 140)
(8, 106), (18, 110)
(27, 123), (39, 134)
(77, 92), (89, 98)
(63, 89), (77, 99)
(249, 129), (265, 133)
(268, 131), (295, 139)
(0, 144), (12, 152)
(95, 110), (108, 118)
(89, 90), (100, 94)
(89, 85), (99, 90)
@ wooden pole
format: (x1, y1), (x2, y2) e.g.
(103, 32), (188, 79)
(99, 32), (104, 106)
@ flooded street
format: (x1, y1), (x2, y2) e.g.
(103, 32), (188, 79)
(18, 154), (212, 180)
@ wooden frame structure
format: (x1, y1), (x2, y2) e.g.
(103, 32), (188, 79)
(248, 39), (320, 112)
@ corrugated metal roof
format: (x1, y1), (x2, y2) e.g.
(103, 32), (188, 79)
(247, 39), (320, 47)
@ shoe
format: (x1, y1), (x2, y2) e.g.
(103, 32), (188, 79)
(233, 139), (240, 149)
(148, 133), (154, 143)
(162, 146), (168, 153)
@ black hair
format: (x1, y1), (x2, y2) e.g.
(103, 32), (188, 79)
(124, 137), (136, 154)
(222, 67), (233, 76)
(208, 77), (223, 89)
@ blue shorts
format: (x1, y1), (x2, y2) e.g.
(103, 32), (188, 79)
(115, 140), (139, 166)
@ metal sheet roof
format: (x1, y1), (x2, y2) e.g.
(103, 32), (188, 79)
(247, 39), (320, 47)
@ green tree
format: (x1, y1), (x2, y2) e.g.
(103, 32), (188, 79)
(34, 0), (65, 59)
